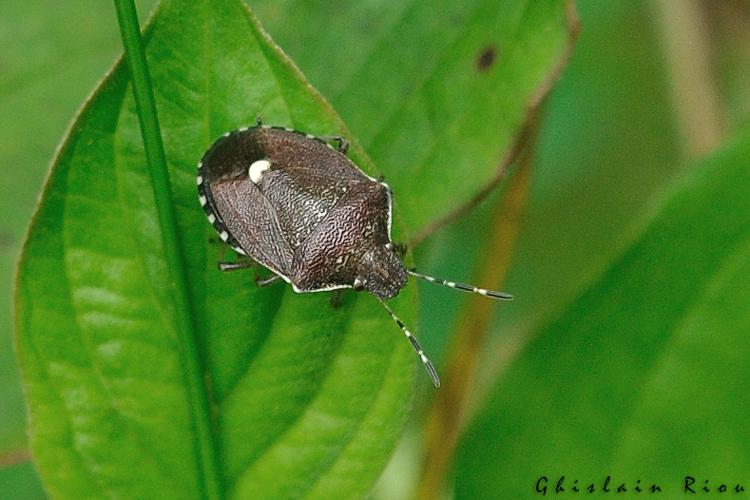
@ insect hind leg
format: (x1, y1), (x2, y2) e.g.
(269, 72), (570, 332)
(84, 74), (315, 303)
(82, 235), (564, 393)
(255, 274), (282, 287)
(218, 260), (254, 272)
(215, 243), (255, 272)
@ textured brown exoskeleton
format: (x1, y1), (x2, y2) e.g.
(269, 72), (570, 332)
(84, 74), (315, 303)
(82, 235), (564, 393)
(197, 120), (512, 387)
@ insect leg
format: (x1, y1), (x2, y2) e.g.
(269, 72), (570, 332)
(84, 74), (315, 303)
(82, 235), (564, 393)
(386, 242), (408, 259)
(255, 274), (282, 288)
(216, 244), (255, 272)
(329, 290), (344, 308)
(320, 135), (349, 155)
(218, 260), (254, 272)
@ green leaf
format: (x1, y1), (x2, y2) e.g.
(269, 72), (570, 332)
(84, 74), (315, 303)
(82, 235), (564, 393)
(251, 0), (577, 239)
(0, 462), (45, 500)
(15, 0), (413, 498)
(0, 0), (153, 456)
(412, 0), (683, 366)
(454, 130), (750, 497)
(498, 0), (682, 335)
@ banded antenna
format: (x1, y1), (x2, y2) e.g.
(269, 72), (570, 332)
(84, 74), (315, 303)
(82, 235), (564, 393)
(407, 268), (513, 300)
(378, 298), (441, 388)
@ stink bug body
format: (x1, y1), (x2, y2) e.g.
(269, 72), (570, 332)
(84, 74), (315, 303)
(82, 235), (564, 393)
(197, 120), (512, 387)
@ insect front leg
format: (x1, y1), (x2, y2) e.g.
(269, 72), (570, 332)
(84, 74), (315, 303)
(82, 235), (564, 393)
(386, 242), (408, 259)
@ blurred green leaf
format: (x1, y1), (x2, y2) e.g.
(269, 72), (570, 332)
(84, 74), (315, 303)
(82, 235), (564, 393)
(252, 0), (577, 238)
(412, 0), (684, 368)
(0, 462), (45, 500)
(0, 0), (157, 460)
(454, 129), (750, 497)
(499, 0), (683, 330)
(15, 0), (414, 497)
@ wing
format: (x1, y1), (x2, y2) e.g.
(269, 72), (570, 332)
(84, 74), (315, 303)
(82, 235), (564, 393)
(259, 169), (360, 249)
(290, 182), (391, 292)
(210, 177), (294, 278)
(255, 128), (372, 249)
(199, 126), (378, 280)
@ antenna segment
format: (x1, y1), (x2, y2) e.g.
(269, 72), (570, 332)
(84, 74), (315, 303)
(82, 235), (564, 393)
(377, 298), (440, 387)
(407, 268), (513, 300)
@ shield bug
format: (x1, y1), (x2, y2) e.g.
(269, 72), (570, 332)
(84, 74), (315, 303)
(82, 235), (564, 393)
(197, 119), (512, 387)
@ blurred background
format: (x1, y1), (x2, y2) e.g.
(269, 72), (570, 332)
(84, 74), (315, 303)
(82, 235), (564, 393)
(2, 0), (749, 497)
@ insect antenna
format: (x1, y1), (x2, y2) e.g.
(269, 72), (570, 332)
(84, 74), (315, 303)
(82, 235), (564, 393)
(407, 268), (513, 300)
(377, 298), (440, 388)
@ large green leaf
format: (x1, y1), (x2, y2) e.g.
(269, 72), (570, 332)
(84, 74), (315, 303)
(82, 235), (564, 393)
(0, 7), (156, 498)
(0, 463), (44, 500)
(252, 0), (577, 239)
(497, 0), (682, 336)
(14, 0), (414, 498)
(454, 130), (750, 497)
(0, 0), (150, 457)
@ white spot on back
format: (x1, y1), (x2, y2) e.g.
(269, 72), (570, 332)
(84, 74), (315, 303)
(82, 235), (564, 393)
(239, 126), (249, 132)
(207, 213), (216, 224)
(196, 175), (203, 186)
(219, 231), (229, 241)
(249, 159), (271, 184)
(199, 195), (207, 206)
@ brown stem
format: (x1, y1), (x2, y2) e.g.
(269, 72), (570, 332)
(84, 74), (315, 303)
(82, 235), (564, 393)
(651, 0), (725, 158)
(415, 116), (538, 500)
(0, 448), (31, 468)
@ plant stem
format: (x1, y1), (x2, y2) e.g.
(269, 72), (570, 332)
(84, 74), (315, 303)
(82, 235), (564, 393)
(0, 448), (30, 467)
(415, 117), (538, 500)
(652, 0), (725, 159)
(113, 1), (222, 498)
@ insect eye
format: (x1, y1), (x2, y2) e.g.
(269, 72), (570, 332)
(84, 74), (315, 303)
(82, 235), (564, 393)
(353, 277), (365, 291)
